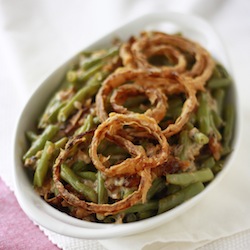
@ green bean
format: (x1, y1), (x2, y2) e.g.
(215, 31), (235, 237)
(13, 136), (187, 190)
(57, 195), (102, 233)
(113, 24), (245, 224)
(211, 110), (223, 129)
(207, 64), (232, 89)
(146, 177), (166, 201)
(222, 104), (235, 154)
(74, 114), (94, 135)
(33, 141), (55, 187)
(72, 161), (95, 172)
(167, 184), (181, 195)
(211, 161), (223, 174)
(166, 168), (214, 186)
(124, 96), (148, 109)
(54, 137), (68, 149)
(200, 156), (215, 169)
(207, 78), (232, 89)
(189, 127), (209, 145)
(103, 216), (117, 223)
(71, 161), (86, 172)
(60, 164), (97, 202)
(165, 96), (183, 120)
(77, 171), (97, 182)
(23, 124), (59, 160)
(38, 81), (73, 128)
(137, 210), (155, 220)
(124, 213), (137, 223)
(214, 64), (230, 78)
(197, 92), (211, 135)
(47, 102), (66, 123)
(197, 92), (221, 140)
(81, 46), (119, 70)
(58, 73), (104, 122)
(168, 96), (183, 109)
(97, 171), (108, 204)
(158, 182), (204, 214)
(178, 130), (193, 161)
(213, 88), (225, 116)
(124, 200), (158, 214)
(67, 61), (104, 83)
(211, 64), (222, 79)
(210, 112), (222, 140)
(98, 140), (128, 155)
(26, 131), (38, 143)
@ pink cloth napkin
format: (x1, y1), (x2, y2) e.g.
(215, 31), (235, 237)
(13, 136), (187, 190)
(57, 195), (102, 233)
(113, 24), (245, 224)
(0, 178), (60, 250)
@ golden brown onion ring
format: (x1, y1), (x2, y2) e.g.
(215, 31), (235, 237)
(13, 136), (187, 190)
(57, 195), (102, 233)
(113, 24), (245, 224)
(137, 44), (187, 74)
(52, 133), (152, 216)
(96, 69), (148, 122)
(121, 31), (214, 90)
(110, 83), (167, 123)
(89, 113), (169, 176)
(96, 69), (182, 122)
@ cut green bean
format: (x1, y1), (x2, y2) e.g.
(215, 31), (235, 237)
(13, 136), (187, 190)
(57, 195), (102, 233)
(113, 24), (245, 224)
(146, 177), (166, 201)
(166, 168), (214, 186)
(81, 46), (119, 70)
(200, 156), (215, 169)
(58, 73), (104, 122)
(60, 164), (97, 202)
(103, 216), (117, 223)
(97, 171), (108, 204)
(47, 102), (66, 123)
(54, 137), (68, 149)
(23, 124), (59, 160)
(211, 161), (223, 174)
(222, 104), (235, 154)
(67, 61), (104, 83)
(197, 92), (211, 135)
(26, 131), (38, 143)
(207, 78), (232, 89)
(137, 210), (155, 220)
(124, 213), (137, 223)
(178, 130), (193, 161)
(124, 96), (148, 110)
(211, 110), (223, 129)
(124, 200), (158, 214)
(74, 114), (94, 135)
(167, 184), (181, 195)
(189, 127), (209, 145)
(72, 161), (86, 172)
(38, 81), (73, 128)
(158, 182), (204, 214)
(197, 92), (221, 140)
(213, 88), (225, 116)
(77, 171), (97, 182)
(72, 161), (95, 172)
(33, 141), (55, 187)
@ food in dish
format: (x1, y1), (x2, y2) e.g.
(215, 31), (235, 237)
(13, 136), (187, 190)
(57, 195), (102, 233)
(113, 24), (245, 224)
(22, 31), (234, 223)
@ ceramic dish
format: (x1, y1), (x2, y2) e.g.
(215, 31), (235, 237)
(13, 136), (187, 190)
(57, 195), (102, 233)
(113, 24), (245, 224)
(13, 12), (240, 239)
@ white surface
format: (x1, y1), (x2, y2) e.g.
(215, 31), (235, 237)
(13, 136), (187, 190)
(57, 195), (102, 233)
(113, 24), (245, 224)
(1, 0), (250, 249)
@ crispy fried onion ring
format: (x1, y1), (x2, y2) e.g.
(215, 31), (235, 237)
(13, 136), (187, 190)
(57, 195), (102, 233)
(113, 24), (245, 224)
(110, 83), (167, 123)
(90, 113), (169, 176)
(53, 130), (152, 216)
(96, 69), (168, 122)
(120, 31), (215, 90)
(96, 68), (197, 138)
